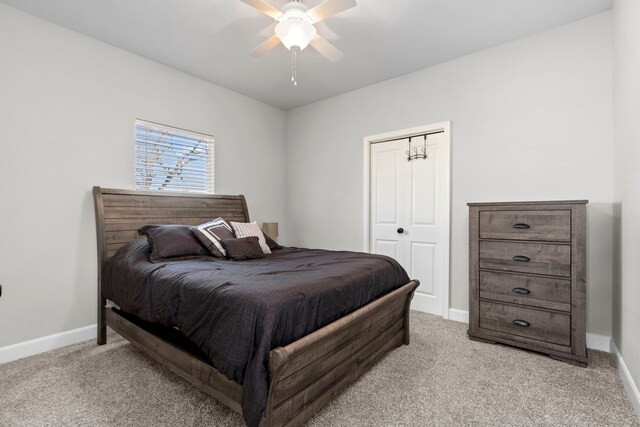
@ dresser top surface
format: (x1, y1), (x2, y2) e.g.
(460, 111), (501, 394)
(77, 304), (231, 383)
(468, 200), (588, 207)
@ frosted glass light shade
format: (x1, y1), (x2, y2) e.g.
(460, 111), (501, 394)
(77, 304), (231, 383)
(275, 19), (316, 50)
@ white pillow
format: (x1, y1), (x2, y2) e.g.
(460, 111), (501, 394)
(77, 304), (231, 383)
(230, 221), (272, 254)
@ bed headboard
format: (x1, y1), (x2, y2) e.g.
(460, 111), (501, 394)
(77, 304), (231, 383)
(92, 186), (250, 269)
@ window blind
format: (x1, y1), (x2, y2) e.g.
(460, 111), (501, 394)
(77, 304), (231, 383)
(135, 120), (214, 193)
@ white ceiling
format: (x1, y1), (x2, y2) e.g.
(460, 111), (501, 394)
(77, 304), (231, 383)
(2, 0), (613, 110)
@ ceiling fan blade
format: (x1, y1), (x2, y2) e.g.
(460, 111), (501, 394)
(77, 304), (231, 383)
(310, 36), (343, 62)
(307, 0), (356, 22)
(239, 0), (282, 19)
(250, 35), (281, 57)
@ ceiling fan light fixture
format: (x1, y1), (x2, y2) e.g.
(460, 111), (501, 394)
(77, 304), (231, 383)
(275, 19), (317, 50)
(242, 0), (356, 85)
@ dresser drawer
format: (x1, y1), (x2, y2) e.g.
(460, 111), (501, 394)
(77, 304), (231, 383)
(479, 271), (571, 312)
(479, 210), (571, 242)
(479, 301), (571, 347)
(479, 241), (571, 277)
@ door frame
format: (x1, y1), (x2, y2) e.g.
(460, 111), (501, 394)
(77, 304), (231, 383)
(362, 121), (451, 319)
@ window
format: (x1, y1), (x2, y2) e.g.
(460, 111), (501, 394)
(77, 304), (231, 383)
(135, 120), (214, 193)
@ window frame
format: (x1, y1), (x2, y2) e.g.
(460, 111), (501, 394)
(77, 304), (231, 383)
(134, 119), (215, 194)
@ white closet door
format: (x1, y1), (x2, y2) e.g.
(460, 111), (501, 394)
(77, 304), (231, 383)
(370, 139), (406, 265)
(370, 133), (447, 316)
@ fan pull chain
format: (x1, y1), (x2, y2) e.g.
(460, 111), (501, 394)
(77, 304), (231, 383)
(291, 47), (299, 86)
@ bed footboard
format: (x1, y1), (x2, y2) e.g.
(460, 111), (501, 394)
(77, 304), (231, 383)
(261, 280), (419, 427)
(98, 281), (418, 427)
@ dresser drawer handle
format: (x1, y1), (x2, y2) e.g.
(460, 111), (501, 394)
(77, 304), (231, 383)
(512, 255), (530, 262)
(512, 287), (531, 295)
(512, 223), (530, 229)
(512, 319), (531, 327)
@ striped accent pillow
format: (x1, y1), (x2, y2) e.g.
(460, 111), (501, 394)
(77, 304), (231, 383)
(190, 217), (235, 257)
(230, 221), (271, 254)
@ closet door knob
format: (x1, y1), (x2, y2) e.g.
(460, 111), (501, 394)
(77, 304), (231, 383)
(397, 227), (404, 234)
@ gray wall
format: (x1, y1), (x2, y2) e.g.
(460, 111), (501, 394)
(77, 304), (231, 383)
(285, 13), (614, 336)
(0, 4), (287, 347)
(612, 0), (640, 402)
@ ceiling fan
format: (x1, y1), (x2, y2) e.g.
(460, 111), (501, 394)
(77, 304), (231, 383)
(240, 0), (357, 85)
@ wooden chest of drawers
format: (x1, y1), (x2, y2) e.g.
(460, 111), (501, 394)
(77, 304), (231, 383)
(468, 200), (588, 365)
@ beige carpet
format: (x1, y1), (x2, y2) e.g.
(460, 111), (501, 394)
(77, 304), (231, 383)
(0, 312), (637, 426)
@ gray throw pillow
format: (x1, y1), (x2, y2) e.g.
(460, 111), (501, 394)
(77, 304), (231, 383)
(221, 236), (265, 260)
(138, 224), (210, 262)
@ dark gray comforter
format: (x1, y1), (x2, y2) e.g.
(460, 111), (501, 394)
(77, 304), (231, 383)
(103, 240), (410, 427)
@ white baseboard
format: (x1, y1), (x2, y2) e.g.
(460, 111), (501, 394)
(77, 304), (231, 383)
(445, 309), (611, 352)
(0, 324), (96, 365)
(448, 308), (469, 323)
(585, 333), (612, 353)
(612, 341), (640, 416)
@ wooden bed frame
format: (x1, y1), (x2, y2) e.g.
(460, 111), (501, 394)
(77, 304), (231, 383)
(93, 186), (419, 427)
